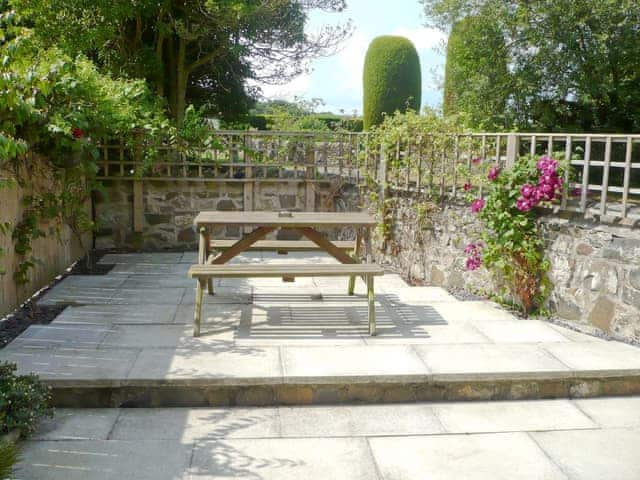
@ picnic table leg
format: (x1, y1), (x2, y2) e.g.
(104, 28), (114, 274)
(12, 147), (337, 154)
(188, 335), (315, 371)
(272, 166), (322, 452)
(204, 230), (214, 295)
(348, 229), (363, 295)
(194, 278), (204, 337)
(367, 274), (376, 336)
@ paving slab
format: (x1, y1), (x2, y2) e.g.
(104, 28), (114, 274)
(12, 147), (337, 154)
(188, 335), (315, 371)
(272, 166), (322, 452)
(574, 396), (640, 427)
(54, 275), (128, 289)
(11, 324), (111, 349)
(432, 399), (596, 434)
(279, 403), (444, 437)
(33, 409), (120, 440)
(542, 341), (640, 375)
(13, 440), (192, 480)
(37, 286), (115, 306)
(188, 437), (378, 480)
(414, 343), (571, 380)
(382, 286), (457, 302)
(100, 324), (236, 348)
(237, 303), (368, 345)
(109, 263), (190, 275)
(280, 345), (429, 383)
(99, 252), (184, 264)
(126, 346), (282, 385)
(531, 428), (640, 480)
(111, 407), (280, 441)
(120, 274), (194, 289)
(172, 303), (248, 328)
(181, 285), (253, 305)
(431, 300), (521, 322)
(109, 287), (186, 305)
(369, 432), (567, 480)
(53, 304), (179, 325)
(470, 318), (572, 343)
(0, 346), (138, 384)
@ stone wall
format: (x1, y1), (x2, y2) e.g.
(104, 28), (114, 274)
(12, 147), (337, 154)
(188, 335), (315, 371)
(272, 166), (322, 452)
(376, 195), (640, 344)
(94, 179), (362, 250)
(0, 163), (89, 317)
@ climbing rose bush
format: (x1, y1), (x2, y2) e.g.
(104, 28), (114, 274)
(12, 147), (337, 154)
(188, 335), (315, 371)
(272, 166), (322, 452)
(464, 155), (569, 315)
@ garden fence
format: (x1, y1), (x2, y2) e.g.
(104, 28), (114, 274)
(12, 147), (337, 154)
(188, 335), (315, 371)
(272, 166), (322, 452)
(98, 131), (640, 227)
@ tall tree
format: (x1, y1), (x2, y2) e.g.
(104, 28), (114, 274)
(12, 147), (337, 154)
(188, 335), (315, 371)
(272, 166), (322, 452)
(423, 0), (640, 132)
(14, 0), (351, 125)
(443, 16), (509, 129)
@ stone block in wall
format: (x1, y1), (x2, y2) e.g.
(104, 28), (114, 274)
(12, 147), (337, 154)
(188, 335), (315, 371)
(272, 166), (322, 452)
(587, 296), (616, 333)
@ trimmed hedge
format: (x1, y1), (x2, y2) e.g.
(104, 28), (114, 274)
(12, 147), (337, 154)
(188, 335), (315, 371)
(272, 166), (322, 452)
(363, 36), (421, 130)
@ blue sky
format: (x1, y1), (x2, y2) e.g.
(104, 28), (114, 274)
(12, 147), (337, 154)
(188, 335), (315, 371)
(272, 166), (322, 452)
(257, 0), (446, 115)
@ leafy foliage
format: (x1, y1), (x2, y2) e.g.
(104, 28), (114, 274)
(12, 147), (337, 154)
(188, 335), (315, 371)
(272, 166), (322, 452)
(14, 0), (351, 124)
(443, 16), (509, 129)
(0, 362), (53, 436)
(363, 36), (422, 130)
(423, 0), (640, 132)
(460, 155), (569, 315)
(0, 440), (19, 480)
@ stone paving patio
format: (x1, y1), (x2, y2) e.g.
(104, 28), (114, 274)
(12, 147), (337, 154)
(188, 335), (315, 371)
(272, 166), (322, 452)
(3, 252), (640, 478)
(2, 251), (640, 395)
(11, 397), (640, 479)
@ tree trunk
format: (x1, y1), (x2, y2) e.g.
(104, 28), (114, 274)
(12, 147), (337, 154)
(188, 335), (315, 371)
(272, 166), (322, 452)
(175, 36), (188, 127)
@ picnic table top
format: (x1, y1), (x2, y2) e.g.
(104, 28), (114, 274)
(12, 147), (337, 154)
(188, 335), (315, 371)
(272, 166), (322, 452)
(194, 211), (377, 228)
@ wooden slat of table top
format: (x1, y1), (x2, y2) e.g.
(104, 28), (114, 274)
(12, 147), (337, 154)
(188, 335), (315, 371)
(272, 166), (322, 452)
(194, 211), (376, 228)
(188, 263), (384, 278)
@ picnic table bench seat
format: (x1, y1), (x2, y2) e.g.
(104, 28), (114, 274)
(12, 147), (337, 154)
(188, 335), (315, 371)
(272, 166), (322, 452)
(188, 263), (384, 337)
(210, 239), (356, 253)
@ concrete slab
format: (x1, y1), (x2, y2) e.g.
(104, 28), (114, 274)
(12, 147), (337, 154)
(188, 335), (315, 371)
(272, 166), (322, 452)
(12, 324), (111, 349)
(547, 323), (601, 342)
(370, 432), (567, 480)
(100, 324), (236, 348)
(531, 428), (640, 480)
(172, 304), (248, 329)
(432, 300), (520, 322)
(109, 287), (186, 305)
(33, 409), (120, 440)
(188, 437), (378, 480)
(470, 319), (572, 343)
(38, 286), (114, 306)
(109, 263), (190, 275)
(99, 252), (183, 264)
(279, 403), (444, 437)
(54, 275), (128, 289)
(120, 274), (194, 289)
(236, 303), (368, 345)
(542, 341), (640, 375)
(382, 286), (457, 302)
(53, 304), (178, 325)
(574, 396), (640, 427)
(14, 440), (192, 480)
(414, 343), (571, 380)
(281, 345), (429, 383)
(181, 285), (253, 305)
(111, 407), (280, 441)
(0, 346), (138, 383)
(126, 346), (282, 385)
(433, 399), (596, 434)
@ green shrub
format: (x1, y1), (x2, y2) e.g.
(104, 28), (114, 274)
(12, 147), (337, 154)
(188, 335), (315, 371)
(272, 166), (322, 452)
(0, 362), (53, 436)
(443, 16), (510, 129)
(363, 36), (422, 130)
(0, 441), (19, 480)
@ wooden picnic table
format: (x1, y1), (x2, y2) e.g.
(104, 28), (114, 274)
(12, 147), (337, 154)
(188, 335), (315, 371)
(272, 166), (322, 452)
(189, 211), (382, 336)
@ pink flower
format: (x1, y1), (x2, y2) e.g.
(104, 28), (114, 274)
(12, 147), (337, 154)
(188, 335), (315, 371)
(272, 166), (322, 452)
(471, 198), (485, 213)
(472, 157), (482, 165)
(487, 166), (500, 181)
(463, 183), (472, 191)
(464, 242), (483, 271)
(520, 184), (535, 198)
(516, 197), (532, 212)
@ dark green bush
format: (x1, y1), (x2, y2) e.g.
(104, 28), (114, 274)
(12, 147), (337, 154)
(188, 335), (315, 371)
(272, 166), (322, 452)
(363, 36), (421, 130)
(0, 362), (52, 436)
